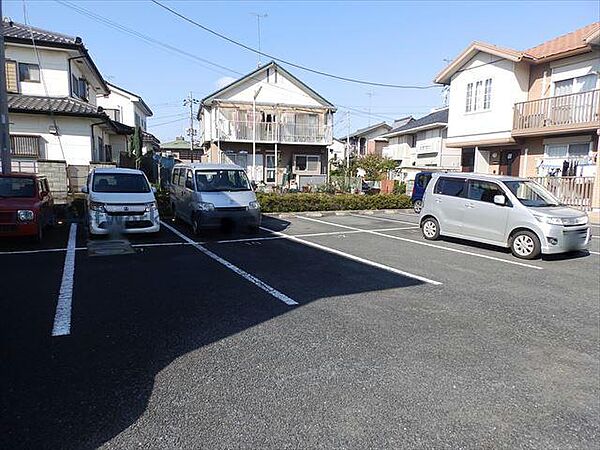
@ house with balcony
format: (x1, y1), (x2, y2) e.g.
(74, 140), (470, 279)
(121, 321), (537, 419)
(199, 61), (336, 187)
(340, 121), (392, 157)
(2, 19), (131, 173)
(97, 82), (159, 156)
(435, 22), (599, 183)
(380, 107), (461, 181)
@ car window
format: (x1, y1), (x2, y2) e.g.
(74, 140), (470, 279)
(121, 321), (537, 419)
(172, 168), (180, 185)
(468, 180), (505, 203)
(185, 170), (194, 190)
(178, 169), (186, 187)
(92, 173), (150, 193)
(0, 177), (35, 198)
(195, 169), (251, 192)
(434, 177), (466, 197)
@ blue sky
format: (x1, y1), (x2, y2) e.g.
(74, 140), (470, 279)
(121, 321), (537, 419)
(4, 0), (598, 141)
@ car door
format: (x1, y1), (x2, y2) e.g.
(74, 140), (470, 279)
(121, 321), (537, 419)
(462, 179), (510, 244)
(430, 177), (467, 235)
(170, 168), (181, 213)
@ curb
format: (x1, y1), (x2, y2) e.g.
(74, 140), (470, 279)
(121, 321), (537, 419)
(264, 208), (415, 219)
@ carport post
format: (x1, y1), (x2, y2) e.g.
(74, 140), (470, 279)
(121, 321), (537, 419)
(0, 1), (12, 174)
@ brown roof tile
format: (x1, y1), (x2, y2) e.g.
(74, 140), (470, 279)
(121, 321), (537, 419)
(525, 22), (600, 60)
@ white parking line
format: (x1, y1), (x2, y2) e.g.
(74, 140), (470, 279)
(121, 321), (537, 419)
(161, 221), (298, 306)
(296, 216), (544, 270)
(260, 226), (442, 286)
(52, 223), (78, 337)
(589, 250), (600, 255)
(349, 213), (418, 226)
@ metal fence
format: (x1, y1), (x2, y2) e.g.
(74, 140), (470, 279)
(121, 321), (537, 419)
(529, 176), (595, 211)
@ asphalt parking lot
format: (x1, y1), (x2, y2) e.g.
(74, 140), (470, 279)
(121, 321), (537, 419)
(1, 210), (599, 449)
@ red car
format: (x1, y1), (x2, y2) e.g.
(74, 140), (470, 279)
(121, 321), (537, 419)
(0, 173), (54, 241)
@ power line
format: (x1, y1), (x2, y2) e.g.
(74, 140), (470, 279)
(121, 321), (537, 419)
(149, 117), (188, 127)
(148, 112), (187, 120)
(151, 0), (440, 90)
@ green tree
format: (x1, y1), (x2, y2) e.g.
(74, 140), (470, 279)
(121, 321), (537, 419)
(129, 126), (143, 169)
(352, 154), (397, 181)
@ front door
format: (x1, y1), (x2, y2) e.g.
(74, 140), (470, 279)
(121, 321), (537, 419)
(265, 154), (276, 183)
(431, 176), (468, 235)
(462, 179), (510, 244)
(499, 150), (520, 176)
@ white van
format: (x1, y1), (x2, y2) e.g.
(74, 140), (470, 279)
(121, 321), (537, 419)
(83, 168), (160, 235)
(419, 173), (591, 259)
(169, 163), (261, 234)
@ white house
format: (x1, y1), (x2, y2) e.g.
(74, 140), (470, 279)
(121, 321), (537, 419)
(435, 22), (600, 179)
(199, 61), (336, 187)
(96, 82), (159, 155)
(3, 19), (131, 171)
(381, 107), (461, 181)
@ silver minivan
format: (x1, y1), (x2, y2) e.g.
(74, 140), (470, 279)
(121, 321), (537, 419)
(170, 163), (261, 234)
(419, 173), (591, 259)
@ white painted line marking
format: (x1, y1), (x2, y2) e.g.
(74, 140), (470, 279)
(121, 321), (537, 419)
(0, 247), (70, 255)
(260, 226), (442, 286)
(592, 235), (599, 239)
(52, 223), (78, 337)
(349, 213), (419, 226)
(588, 250), (600, 255)
(297, 216), (544, 270)
(161, 221), (298, 306)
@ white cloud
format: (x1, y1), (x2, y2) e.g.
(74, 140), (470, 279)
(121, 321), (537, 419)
(215, 76), (236, 90)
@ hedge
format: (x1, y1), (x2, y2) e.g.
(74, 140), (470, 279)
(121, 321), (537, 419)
(256, 193), (411, 213)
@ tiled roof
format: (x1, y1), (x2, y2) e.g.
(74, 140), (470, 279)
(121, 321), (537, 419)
(2, 19), (78, 46)
(525, 22), (600, 60)
(8, 94), (104, 117)
(385, 108), (448, 136)
(160, 138), (201, 150)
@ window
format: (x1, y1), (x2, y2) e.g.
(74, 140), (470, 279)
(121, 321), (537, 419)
(295, 155), (320, 173)
(18, 63), (40, 83)
(72, 76), (88, 100)
(185, 170), (194, 190)
(554, 74), (598, 96)
(465, 83), (473, 112)
(466, 78), (492, 112)
(434, 177), (466, 197)
(467, 180), (505, 204)
(92, 173), (150, 193)
(105, 109), (121, 122)
(171, 168), (180, 185)
(5, 60), (18, 92)
(194, 169), (251, 192)
(415, 173), (432, 189)
(545, 142), (590, 158)
(504, 181), (560, 207)
(484, 79), (492, 109)
(0, 177), (35, 198)
(10, 135), (40, 158)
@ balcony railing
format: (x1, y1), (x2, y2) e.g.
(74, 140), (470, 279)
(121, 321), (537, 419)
(513, 89), (599, 135)
(217, 120), (332, 144)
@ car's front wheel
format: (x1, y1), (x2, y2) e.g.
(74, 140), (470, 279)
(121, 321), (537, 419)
(510, 230), (541, 259)
(421, 217), (440, 240)
(191, 213), (202, 236)
(413, 199), (423, 214)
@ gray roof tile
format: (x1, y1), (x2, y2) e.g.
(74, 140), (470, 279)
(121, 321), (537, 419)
(2, 19), (78, 46)
(386, 108), (448, 135)
(8, 94), (103, 117)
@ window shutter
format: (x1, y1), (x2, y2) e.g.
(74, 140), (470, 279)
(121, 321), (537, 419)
(5, 61), (18, 93)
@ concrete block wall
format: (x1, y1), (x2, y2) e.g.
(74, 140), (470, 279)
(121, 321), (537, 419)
(37, 160), (68, 204)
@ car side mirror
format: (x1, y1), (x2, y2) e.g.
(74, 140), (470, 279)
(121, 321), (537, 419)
(81, 185), (88, 194)
(152, 186), (157, 193)
(493, 194), (506, 206)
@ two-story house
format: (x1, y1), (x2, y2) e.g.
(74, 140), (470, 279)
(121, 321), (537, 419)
(2, 19), (130, 172)
(435, 22), (599, 181)
(341, 121), (392, 157)
(96, 82), (159, 156)
(199, 61), (336, 187)
(381, 107), (461, 181)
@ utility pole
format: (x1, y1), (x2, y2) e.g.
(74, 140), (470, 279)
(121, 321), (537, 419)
(346, 110), (351, 192)
(183, 92), (199, 163)
(250, 13), (267, 67)
(0, 1), (12, 174)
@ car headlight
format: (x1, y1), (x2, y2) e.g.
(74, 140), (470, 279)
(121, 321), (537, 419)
(197, 202), (215, 211)
(89, 201), (106, 212)
(145, 202), (157, 212)
(533, 215), (588, 226)
(17, 210), (34, 221)
(248, 201), (260, 210)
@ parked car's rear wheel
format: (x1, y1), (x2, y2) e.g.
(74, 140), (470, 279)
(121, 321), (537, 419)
(510, 230), (541, 260)
(191, 213), (202, 236)
(421, 217), (440, 241)
(413, 199), (423, 214)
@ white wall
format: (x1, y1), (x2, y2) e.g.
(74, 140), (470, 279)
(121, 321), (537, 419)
(97, 89), (135, 125)
(446, 53), (529, 144)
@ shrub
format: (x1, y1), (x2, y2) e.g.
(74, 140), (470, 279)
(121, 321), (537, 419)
(393, 181), (407, 195)
(256, 192), (411, 213)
